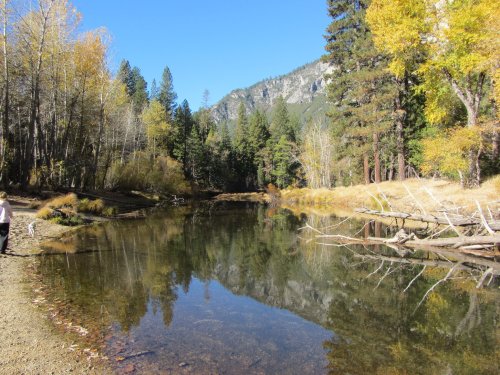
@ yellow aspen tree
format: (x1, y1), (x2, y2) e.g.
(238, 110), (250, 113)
(367, 0), (500, 185)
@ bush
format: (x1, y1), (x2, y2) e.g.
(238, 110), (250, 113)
(45, 193), (79, 210)
(105, 152), (191, 195)
(77, 198), (105, 214)
(102, 206), (118, 217)
(50, 215), (85, 226)
(36, 207), (54, 219)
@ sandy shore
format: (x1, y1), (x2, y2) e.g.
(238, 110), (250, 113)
(0, 198), (111, 374)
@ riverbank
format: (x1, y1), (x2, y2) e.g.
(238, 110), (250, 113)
(0, 196), (111, 374)
(216, 177), (500, 218)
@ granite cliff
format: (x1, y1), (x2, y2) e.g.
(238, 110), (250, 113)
(211, 59), (335, 123)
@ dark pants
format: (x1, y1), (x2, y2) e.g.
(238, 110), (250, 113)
(0, 222), (10, 253)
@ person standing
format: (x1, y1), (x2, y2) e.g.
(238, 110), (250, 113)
(0, 192), (14, 254)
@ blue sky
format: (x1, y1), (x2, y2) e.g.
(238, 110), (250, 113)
(72, 1), (330, 110)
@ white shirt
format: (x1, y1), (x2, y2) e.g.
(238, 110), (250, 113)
(0, 200), (13, 223)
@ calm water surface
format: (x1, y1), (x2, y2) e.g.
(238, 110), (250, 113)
(37, 203), (499, 374)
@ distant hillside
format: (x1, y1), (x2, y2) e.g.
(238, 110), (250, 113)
(211, 59), (335, 124)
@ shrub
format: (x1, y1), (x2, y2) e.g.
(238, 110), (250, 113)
(50, 215), (85, 226)
(45, 193), (78, 210)
(77, 198), (105, 214)
(105, 152), (191, 195)
(102, 206), (118, 217)
(36, 207), (54, 219)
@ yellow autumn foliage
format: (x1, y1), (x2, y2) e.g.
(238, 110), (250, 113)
(421, 126), (481, 179)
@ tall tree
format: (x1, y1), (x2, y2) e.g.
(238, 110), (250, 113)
(149, 78), (159, 101)
(131, 67), (148, 113)
(159, 66), (177, 120)
(117, 60), (135, 96)
(367, 0), (500, 185)
(173, 99), (193, 172)
(0, 0), (10, 185)
(269, 96), (294, 143)
(324, 0), (395, 184)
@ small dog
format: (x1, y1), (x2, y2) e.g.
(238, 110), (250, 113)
(27, 221), (36, 237)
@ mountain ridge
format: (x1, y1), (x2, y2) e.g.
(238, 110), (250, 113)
(211, 59), (335, 124)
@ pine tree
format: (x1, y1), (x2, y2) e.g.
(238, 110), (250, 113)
(233, 103), (253, 190)
(249, 110), (270, 187)
(272, 135), (295, 188)
(159, 66), (177, 120)
(150, 78), (159, 101)
(269, 96), (295, 143)
(324, 0), (395, 184)
(172, 100), (194, 172)
(131, 67), (148, 113)
(117, 59), (135, 96)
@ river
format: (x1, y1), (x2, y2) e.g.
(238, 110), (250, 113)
(36, 202), (499, 374)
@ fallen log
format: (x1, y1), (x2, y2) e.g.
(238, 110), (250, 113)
(355, 208), (500, 230)
(367, 235), (500, 248)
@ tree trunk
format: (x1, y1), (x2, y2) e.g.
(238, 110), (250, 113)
(363, 152), (370, 185)
(23, 0), (54, 185)
(445, 70), (485, 186)
(373, 133), (381, 183)
(395, 77), (406, 181)
(0, 0), (10, 186)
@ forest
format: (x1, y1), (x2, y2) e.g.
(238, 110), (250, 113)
(0, 0), (498, 195)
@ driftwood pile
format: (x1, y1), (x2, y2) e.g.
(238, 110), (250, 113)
(301, 190), (500, 293)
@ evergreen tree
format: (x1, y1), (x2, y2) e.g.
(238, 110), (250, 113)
(131, 67), (148, 113)
(173, 100), (194, 172)
(150, 78), (159, 101)
(269, 96), (295, 143)
(249, 110), (270, 187)
(159, 66), (177, 120)
(186, 125), (205, 183)
(324, 0), (396, 184)
(272, 135), (296, 188)
(117, 59), (135, 96)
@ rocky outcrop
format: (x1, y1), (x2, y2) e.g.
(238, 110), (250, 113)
(211, 59), (335, 123)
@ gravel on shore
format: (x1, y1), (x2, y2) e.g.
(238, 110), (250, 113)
(0, 198), (111, 374)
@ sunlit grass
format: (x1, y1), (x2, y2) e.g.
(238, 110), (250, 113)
(280, 176), (500, 216)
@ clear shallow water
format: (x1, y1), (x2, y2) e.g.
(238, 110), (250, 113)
(37, 202), (499, 374)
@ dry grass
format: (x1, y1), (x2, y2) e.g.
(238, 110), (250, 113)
(35, 207), (54, 219)
(214, 192), (269, 202)
(77, 198), (105, 214)
(279, 176), (500, 217)
(44, 193), (78, 210)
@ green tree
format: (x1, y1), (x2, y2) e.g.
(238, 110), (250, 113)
(173, 100), (194, 172)
(131, 67), (148, 113)
(248, 110), (270, 187)
(324, 0), (396, 185)
(269, 96), (295, 143)
(149, 78), (159, 101)
(159, 66), (177, 120)
(272, 135), (297, 188)
(117, 59), (135, 96)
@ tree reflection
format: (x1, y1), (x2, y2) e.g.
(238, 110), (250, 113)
(36, 203), (499, 374)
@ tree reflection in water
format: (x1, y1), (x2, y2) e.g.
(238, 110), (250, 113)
(37, 202), (499, 374)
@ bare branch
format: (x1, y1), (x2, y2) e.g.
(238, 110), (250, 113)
(476, 267), (494, 289)
(403, 184), (427, 215)
(475, 200), (495, 235)
(403, 265), (427, 293)
(366, 260), (385, 279)
(413, 262), (462, 314)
